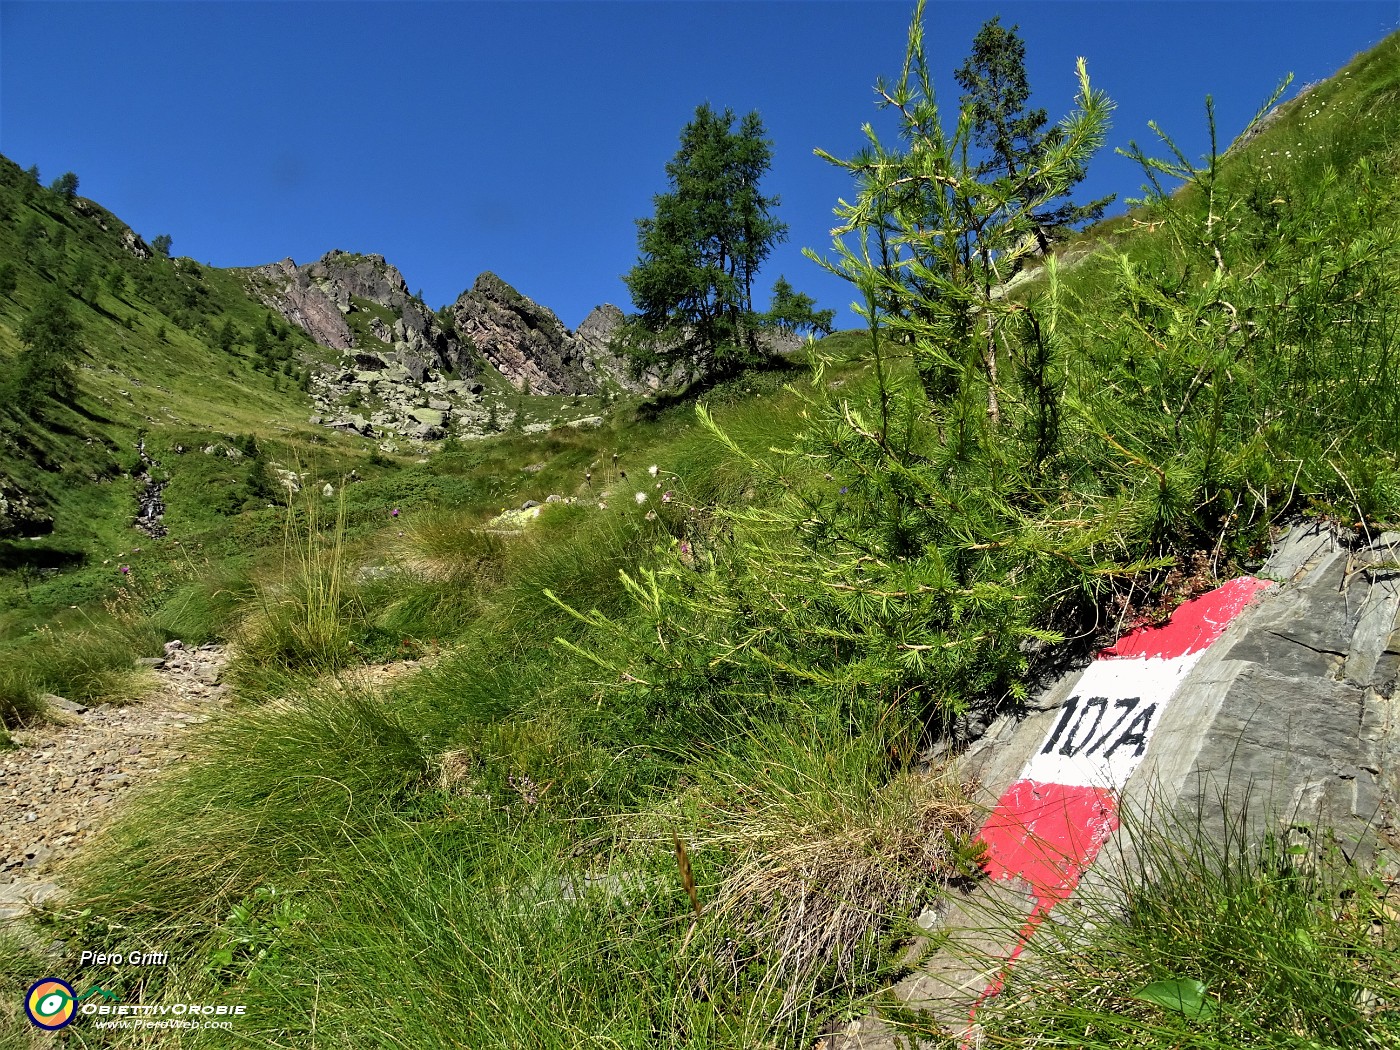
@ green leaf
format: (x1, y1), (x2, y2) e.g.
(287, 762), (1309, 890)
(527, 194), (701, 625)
(1132, 977), (1216, 1020)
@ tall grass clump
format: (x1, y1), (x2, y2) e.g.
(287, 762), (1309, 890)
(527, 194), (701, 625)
(663, 705), (982, 1042)
(0, 618), (159, 717)
(75, 682), (424, 934)
(228, 481), (365, 691)
(965, 802), (1400, 1048)
(0, 667), (43, 736)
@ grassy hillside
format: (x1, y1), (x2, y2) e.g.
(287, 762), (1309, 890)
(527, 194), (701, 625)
(2, 20), (1400, 1050)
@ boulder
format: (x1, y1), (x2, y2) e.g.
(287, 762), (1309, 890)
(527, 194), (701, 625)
(396, 351), (432, 384)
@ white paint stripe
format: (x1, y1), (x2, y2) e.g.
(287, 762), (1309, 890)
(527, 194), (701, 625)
(1019, 652), (1202, 789)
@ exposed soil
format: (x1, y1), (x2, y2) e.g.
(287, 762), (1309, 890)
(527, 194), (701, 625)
(0, 641), (229, 922)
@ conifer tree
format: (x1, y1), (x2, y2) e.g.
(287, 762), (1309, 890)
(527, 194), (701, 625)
(10, 287), (80, 411)
(765, 275), (835, 337)
(621, 104), (787, 380)
(955, 16), (1113, 256)
(809, 0), (1112, 421)
(50, 171), (79, 201)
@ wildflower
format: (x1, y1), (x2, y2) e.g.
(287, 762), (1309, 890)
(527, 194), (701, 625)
(661, 491), (673, 503)
(648, 464), (659, 477)
(840, 486), (849, 495)
(598, 501), (608, 510)
(119, 565), (131, 575)
(635, 492), (647, 504)
(645, 510), (657, 521)
(391, 508), (400, 517)
(680, 541), (691, 555)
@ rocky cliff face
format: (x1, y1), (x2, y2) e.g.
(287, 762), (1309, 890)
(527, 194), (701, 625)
(449, 278), (680, 396)
(450, 273), (595, 396)
(253, 250), (469, 377)
(253, 253), (726, 445)
(573, 304), (655, 393)
(253, 251), (494, 443)
(255, 258), (354, 351)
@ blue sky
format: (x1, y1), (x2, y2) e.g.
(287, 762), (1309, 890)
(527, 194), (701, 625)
(2, 2), (1397, 330)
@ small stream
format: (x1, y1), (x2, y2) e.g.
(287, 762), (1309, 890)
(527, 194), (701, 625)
(133, 438), (168, 539)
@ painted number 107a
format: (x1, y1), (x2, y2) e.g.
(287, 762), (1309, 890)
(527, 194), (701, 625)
(1041, 695), (1157, 761)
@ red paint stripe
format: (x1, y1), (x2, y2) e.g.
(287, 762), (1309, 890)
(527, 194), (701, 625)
(1101, 576), (1273, 661)
(978, 780), (1119, 912)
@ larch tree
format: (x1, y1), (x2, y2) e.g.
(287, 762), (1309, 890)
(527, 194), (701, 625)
(955, 16), (1113, 257)
(620, 104), (787, 381)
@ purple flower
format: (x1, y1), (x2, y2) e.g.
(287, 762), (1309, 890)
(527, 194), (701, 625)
(119, 565), (131, 575)
(661, 491), (673, 503)
(840, 487), (848, 495)
(391, 508), (400, 518)
(679, 541), (691, 554)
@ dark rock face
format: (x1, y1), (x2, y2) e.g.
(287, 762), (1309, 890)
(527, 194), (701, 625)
(0, 477), (53, 538)
(451, 272), (593, 395)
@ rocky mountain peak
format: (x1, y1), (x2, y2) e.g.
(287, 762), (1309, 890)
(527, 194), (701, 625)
(451, 272), (592, 395)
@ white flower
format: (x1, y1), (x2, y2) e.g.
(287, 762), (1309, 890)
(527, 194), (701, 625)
(648, 464), (659, 477)
(635, 491), (648, 504)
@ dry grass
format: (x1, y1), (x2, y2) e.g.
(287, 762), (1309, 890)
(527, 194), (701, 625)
(689, 761), (981, 1032)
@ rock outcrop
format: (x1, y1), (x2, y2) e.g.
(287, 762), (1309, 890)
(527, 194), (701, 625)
(255, 252), (798, 446)
(450, 279), (708, 396)
(0, 476), (52, 539)
(254, 251), (491, 444)
(254, 258), (354, 351)
(254, 250), (473, 375)
(450, 272), (593, 396)
(573, 304), (657, 393)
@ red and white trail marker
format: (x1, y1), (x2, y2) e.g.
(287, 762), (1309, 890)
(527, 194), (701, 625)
(970, 575), (1272, 1009)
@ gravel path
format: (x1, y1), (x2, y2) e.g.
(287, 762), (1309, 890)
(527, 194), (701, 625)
(0, 641), (229, 923)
